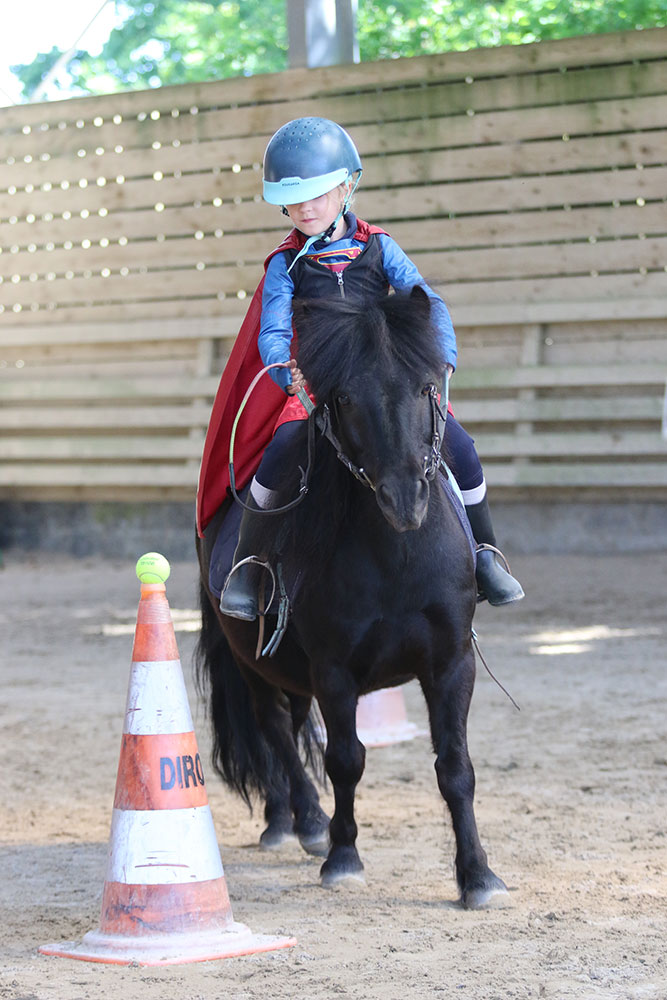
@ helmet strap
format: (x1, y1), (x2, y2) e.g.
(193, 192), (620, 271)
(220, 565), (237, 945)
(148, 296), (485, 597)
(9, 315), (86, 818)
(285, 172), (361, 274)
(321, 173), (360, 242)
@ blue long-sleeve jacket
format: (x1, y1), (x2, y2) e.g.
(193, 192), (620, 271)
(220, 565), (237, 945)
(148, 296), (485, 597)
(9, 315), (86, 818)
(259, 217), (457, 391)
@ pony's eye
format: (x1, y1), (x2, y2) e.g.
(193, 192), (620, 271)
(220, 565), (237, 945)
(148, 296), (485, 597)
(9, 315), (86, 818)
(337, 393), (350, 406)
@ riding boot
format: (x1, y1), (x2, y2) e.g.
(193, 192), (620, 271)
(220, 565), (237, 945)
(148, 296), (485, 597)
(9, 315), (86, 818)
(219, 494), (267, 621)
(465, 496), (525, 606)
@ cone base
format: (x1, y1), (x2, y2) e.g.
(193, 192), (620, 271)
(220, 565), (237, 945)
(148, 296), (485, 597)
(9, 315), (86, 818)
(39, 921), (296, 966)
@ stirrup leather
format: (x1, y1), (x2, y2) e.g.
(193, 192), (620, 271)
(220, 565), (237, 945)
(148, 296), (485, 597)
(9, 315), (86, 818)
(221, 557), (291, 660)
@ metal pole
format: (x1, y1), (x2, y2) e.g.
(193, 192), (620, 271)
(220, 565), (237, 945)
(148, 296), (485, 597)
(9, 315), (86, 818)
(287, 0), (308, 68)
(335, 0), (359, 64)
(287, 0), (359, 69)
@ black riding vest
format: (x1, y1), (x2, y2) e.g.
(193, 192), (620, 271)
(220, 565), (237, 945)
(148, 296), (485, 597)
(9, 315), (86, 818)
(282, 233), (389, 304)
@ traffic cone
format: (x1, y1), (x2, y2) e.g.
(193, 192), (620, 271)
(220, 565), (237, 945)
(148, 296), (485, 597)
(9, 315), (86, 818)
(40, 566), (296, 966)
(356, 687), (424, 748)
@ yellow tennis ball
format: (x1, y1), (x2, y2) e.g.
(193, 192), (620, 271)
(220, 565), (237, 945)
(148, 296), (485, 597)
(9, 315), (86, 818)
(135, 552), (171, 584)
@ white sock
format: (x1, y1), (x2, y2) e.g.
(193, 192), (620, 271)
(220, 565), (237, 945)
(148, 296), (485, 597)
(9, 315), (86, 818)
(249, 477), (277, 510)
(461, 478), (487, 507)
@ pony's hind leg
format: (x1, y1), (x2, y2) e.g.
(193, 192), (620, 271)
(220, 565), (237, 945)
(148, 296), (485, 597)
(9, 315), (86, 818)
(316, 688), (367, 889)
(247, 679), (330, 858)
(423, 649), (510, 909)
(286, 693), (330, 856)
(260, 694), (329, 854)
(260, 777), (329, 855)
(260, 775), (298, 850)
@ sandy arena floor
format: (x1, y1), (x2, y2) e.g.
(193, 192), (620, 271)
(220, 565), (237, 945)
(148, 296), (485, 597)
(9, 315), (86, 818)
(1, 551), (666, 1000)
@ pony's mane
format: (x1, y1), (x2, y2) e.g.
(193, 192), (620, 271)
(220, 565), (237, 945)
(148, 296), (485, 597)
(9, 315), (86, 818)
(293, 289), (446, 400)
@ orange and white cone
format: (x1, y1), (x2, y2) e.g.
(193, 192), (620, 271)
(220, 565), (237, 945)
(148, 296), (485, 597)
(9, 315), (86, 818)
(40, 560), (295, 966)
(356, 687), (424, 748)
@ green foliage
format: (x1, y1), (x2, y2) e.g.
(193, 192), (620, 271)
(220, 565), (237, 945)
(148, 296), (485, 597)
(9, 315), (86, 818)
(358, 0), (667, 59)
(12, 0), (288, 98)
(11, 46), (64, 98)
(11, 0), (667, 101)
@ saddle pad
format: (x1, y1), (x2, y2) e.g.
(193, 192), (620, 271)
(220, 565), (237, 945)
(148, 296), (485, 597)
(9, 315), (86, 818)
(208, 493), (245, 599)
(439, 464), (477, 566)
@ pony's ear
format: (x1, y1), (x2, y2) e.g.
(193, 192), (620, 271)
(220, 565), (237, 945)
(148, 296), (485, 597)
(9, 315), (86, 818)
(409, 284), (431, 318)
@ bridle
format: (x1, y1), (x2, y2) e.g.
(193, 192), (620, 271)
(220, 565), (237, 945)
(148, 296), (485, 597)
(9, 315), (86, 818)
(228, 365), (448, 513)
(316, 401), (376, 490)
(422, 381), (449, 482)
(317, 381), (447, 489)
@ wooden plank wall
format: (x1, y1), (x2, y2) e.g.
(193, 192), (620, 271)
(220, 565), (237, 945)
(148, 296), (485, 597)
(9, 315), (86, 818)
(0, 28), (666, 502)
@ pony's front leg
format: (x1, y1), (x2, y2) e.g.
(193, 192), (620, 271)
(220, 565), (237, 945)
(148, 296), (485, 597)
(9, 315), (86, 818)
(424, 647), (510, 909)
(317, 687), (366, 888)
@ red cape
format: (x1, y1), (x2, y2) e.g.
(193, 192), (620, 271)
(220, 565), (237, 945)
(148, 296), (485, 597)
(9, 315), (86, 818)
(196, 219), (386, 536)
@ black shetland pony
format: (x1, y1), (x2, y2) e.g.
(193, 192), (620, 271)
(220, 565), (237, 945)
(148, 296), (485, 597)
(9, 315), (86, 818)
(196, 287), (508, 908)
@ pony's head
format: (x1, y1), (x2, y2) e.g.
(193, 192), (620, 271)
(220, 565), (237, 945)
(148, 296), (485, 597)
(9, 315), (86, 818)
(295, 287), (446, 531)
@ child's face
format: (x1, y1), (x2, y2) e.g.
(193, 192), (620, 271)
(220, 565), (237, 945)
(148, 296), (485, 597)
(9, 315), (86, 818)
(285, 184), (347, 237)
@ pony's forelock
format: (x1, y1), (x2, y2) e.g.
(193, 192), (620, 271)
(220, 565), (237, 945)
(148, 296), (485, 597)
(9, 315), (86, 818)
(294, 291), (445, 400)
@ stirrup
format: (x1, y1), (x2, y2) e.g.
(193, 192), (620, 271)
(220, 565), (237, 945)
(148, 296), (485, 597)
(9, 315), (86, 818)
(219, 555), (274, 621)
(476, 542), (525, 607)
(220, 557), (291, 659)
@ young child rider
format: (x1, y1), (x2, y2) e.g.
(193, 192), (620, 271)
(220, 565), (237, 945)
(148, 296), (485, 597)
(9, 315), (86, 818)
(219, 117), (524, 620)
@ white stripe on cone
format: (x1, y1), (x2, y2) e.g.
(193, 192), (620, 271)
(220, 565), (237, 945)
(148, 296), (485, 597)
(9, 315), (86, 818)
(107, 807), (224, 884)
(124, 660), (194, 735)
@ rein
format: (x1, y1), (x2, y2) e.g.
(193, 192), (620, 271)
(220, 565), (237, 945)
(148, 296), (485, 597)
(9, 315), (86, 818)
(228, 364), (317, 515)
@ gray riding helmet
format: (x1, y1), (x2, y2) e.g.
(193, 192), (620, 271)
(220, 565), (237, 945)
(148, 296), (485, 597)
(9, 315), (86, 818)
(263, 117), (362, 206)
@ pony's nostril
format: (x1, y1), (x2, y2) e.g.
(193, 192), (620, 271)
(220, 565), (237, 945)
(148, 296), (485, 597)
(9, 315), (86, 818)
(377, 483), (393, 509)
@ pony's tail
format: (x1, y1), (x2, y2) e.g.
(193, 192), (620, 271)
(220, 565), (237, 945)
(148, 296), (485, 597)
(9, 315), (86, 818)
(195, 580), (277, 807)
(194, 581), (327, 809)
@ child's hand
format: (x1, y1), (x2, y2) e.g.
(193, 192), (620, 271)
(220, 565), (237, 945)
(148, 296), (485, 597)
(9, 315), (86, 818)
(286, 359), (306, 395)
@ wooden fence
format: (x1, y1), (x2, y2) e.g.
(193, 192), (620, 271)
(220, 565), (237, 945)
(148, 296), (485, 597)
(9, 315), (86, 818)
(1, 28), (666, 503)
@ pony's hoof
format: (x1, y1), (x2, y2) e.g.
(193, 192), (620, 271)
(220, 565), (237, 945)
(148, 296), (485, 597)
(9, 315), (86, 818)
(259, 826), (298, 851)
(321, 869), (366, 890)
(320, 851), (365, 889)
(462, 880), (511, 910)
(299, 831), (330, 857)
(295, 808), (330, 857)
